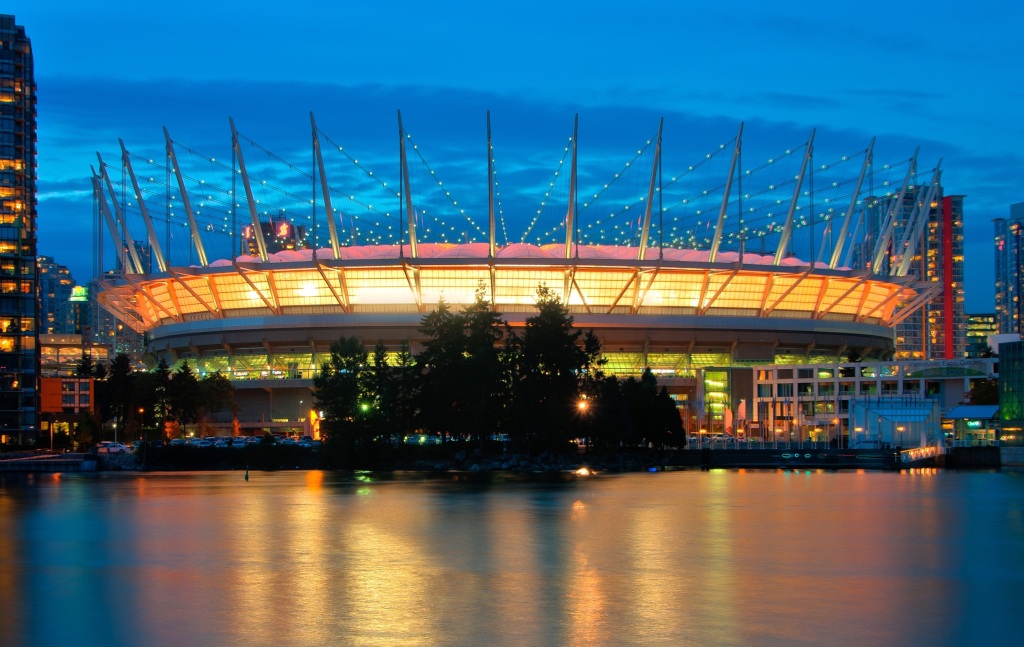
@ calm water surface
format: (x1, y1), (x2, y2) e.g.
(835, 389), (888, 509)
(1, 468), (1023, 647)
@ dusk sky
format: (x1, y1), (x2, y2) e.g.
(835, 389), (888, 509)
(9, 0), (1023, 312)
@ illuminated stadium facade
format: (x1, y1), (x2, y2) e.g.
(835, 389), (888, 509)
(93, 114), (939, 431)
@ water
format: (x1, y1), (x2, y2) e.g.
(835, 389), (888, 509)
(1, 468), (1023, 647)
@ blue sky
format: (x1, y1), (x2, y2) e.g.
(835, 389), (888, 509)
(10, 0), (1023, 312)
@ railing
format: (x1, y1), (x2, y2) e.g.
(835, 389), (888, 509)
(686, 438), (839, 450)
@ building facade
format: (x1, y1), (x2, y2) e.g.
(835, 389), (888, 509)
(0, 15), (36, 444)
(38, 255), (75, 334)
(859, 187), (966, 359)
(965, 312), (998, 357)
(998, 340), (1024, 445)
(994, 202), (1024, 335)
(738, 358), (997, 448)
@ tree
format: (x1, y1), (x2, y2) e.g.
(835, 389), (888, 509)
(167, 362), (200, 432)
(518, 285), (588, 448)
(392, 343), (418, 437)
(314, 336), (369, 460)
(152, 358), (172, 437)
(98, 353), (133, 436)
(365, 341), (393, 439)
(198, 372), (236, 429)
(415, 299), (467, 439)
(460, 285), (507, 444)
(76, 352), (95, 378)
(966, 378), (999, 405)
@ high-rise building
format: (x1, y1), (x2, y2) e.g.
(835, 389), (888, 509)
(0, 15), (37, 444)
(994, 202), (1024, 335)
(860, 185), (966, 360)
(38, 255), (76, 334)
(965, 313), (998, 357)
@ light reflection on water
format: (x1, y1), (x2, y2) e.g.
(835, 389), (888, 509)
(1, 469), (1023, 647)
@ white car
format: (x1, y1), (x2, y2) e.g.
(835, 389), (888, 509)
(97, 442), (130, 454)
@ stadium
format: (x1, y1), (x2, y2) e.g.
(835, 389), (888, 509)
(94, 114), (937, 433)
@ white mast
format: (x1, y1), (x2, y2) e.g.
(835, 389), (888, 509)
(311, 112), (341, 259)
(230, 117), (269, 262)
(564, 114), (578, 260)
(709, 123), (743, 263)
(829, 138), (874, 269)
(120, 139), (168, 272)
(164, 127), (209, 267)
(398, 110), (418, 258)
(773, 129), (815, 266)
(97, 153), (145, 274)
(638, 118), (663, 262)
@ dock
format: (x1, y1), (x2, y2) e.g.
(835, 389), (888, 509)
(0, 452), (97, 473)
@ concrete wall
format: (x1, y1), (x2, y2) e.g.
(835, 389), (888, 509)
(1001, 446), (1024, 466)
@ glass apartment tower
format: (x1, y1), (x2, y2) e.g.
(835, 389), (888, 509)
(858, 186), (966, 360)
(994, 202), (1024, 335)
(0, 15), (37, 444)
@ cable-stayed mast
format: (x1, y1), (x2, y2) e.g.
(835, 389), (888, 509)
(564, 114), (578, 260)
(164, 127), (209, 267)
(638, 118), (663, 262)
(773, 129), (815, 266)
(311, 112), (341, 259)
(829, 138), (874, 269)
(97, 153), (145, 274)
(230, 117), (269, 262)
(120, 139), (168, 273)
(709, 123), (742, 263)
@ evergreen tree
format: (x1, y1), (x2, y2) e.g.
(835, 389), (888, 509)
(366, 341), (393, 439)
(314, 336), (369, 461)
(75, 352), (95, 378)
(168, 362), (200, 433)
(519, 285), (588, 448)
(393, 342), (418, 437)
(415, 299), (467, 440)
(461, 286), (507, 444)
(152, 358), (172, 438)
(199, 372), (236, 426)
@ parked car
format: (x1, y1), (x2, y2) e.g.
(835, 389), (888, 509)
(169, 438), (187, 446)
(97, 442), (130, 454)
